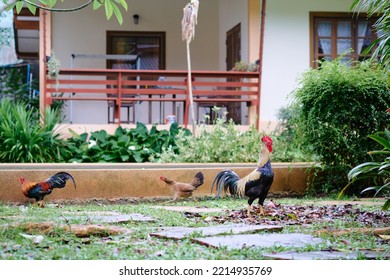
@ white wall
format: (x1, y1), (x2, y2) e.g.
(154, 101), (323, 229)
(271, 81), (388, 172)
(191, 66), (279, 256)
(49, 0), (355, 125)
(50, 0), (220, 124)
(261, 0), (353, 122)
(218, 0), (249, 70)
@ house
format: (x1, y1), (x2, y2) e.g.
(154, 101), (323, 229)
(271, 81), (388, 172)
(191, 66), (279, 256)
(8, 0), (378, 131)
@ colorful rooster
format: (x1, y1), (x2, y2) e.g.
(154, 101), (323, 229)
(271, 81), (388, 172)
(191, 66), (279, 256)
(211, 135), (274, 219)
(19, 172), (76, 207)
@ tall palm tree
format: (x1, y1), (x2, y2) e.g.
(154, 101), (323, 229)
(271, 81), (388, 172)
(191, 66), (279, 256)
(351, 0), (390, 72)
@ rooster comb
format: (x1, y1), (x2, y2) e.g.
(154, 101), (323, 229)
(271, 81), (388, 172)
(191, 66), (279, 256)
(261, 135), (272, 144)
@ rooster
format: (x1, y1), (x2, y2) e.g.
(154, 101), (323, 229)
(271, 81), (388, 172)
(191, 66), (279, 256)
(211, 135), (274, 219)
(19, 172), (76, 207)
(160, 172), (204, 201)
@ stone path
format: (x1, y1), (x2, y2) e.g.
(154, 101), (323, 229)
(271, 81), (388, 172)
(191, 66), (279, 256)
(63, 211), (156, 223)
(262, 249), (390, 260)
(192, 233), (324, 249)
(151, 205), (223, 213)
(150, 224), (283, 240)
(8, 204), (384, 260)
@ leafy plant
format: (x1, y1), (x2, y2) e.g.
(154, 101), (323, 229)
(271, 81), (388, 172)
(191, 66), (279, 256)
(160, 110), (314, 163)
(64, 122), (190, 163)
(0, 100), (67, 163)
(340, 128), (390, 210)
(290, 58), (390, 194)
(4, 0), (128, 25)
(272, 106), (317, 163)
(351, 0), (390, 73)
(0, 65), (65, 116)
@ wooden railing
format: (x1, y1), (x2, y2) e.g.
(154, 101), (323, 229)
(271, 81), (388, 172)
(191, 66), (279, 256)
(44, 68), (260, 127)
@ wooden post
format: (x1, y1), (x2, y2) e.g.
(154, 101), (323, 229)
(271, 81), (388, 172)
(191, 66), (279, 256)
(39, 10), (51, 112)
(257, 0), (267, 130)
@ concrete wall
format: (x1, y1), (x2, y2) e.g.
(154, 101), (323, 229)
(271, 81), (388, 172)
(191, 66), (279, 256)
(261, 0), (353, 122)
(0, 163), (311, 204)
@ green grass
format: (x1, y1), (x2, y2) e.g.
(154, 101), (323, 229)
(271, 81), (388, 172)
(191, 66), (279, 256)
(0, 197), (388, 260)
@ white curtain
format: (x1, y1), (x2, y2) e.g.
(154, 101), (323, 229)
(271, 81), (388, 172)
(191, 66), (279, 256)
(357, 21), (368, 55)
(317, 22), (331, 59)
(336, 21), (351, 56)
(0, 4), (20, 66)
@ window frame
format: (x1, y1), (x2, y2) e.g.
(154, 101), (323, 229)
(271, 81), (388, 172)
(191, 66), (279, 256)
(13, 8), (40, 60)
(310, 12), (378, 68)
(106, 31), (166, 70)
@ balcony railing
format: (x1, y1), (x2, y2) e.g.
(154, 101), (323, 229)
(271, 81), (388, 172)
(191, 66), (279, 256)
(44, 68), (260, 127)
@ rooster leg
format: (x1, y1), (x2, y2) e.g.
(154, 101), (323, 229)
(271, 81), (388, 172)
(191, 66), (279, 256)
(247, 204), (254, 220)
(37, 200), (45, 208)
(164, 197), (178, 204)
(257, 205), (264, 215)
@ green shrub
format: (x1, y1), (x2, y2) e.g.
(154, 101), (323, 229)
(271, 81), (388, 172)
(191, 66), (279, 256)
(272, 106), (317, 162)
(160, 111), (314, 163)
(290, 59), (390, 194)
(340, 127), (390, 210)
(0, 100), (67, 163)
(63, 122), (190, 163)
(0, 65), (64, 115)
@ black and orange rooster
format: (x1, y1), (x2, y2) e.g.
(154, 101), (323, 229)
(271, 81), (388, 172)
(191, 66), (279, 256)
(19, 172), (76, 207)
(160, 172), (204, 201)
(211, 135), (274, 219)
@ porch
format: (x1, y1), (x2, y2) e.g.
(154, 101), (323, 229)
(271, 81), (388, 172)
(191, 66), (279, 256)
(44, 68), (261, 128)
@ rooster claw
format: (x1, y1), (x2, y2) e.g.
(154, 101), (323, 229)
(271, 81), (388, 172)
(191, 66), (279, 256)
(37, 201), (45, 208)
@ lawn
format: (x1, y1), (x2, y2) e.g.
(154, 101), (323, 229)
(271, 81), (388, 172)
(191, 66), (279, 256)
(0, 196), (388, 260)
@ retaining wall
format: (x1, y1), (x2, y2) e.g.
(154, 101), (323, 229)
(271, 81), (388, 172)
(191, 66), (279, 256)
(0, 163), (312, 204)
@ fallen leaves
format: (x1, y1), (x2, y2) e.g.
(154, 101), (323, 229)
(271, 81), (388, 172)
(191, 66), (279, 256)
(314, 227), (390, 237)
(210, 203), (389, 228)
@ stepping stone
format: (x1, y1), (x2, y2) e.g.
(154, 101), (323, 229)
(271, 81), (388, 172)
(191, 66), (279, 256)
(64, 211), (155, 223)
(152, 206), (223, 213)
(150, 224), (283, 240)
(262, 250), (390, 260)
(89, 213), (156, 223)
(192, 233), (323, 249)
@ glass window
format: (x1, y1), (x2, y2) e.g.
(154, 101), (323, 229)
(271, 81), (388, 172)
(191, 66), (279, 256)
(311, 13), (378, 68)
(13, 8), (39, 60)
(106, 31), (166, 70)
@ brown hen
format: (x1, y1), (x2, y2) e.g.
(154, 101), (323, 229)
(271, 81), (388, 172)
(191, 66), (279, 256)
(160, 172), (204, 201)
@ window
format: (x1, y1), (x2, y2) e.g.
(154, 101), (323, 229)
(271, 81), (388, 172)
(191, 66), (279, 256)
(310, 12), (378, 68)
(106, 31), (165, 70)
(13, 8), (40, 60)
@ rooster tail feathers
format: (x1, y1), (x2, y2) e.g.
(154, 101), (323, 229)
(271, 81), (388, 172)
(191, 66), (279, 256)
(46, 172), (76, 189)
(211, 170), (240, 198)
(191, 171), (204, 188)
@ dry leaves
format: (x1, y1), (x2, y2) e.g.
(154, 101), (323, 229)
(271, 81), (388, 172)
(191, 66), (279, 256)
(210, 203), (389, 227)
